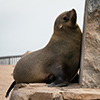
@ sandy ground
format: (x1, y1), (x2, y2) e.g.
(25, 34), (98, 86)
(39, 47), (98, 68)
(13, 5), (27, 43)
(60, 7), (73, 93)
(0, 65), (14, 100)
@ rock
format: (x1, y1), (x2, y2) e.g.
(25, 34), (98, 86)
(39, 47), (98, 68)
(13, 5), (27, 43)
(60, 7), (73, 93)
(62, 88), (100, 100)
(82, 0), (100, 88)
(9, 83), (100, 100)
(10, 83), (63, 100)
(22, 51), (31, 57)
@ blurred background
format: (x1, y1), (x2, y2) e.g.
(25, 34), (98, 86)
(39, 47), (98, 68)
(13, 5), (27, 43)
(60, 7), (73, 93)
(0, 0), (85, 56)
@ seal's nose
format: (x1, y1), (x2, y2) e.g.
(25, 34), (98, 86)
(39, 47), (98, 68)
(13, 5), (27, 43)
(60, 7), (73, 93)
(72, 9), (76, 12)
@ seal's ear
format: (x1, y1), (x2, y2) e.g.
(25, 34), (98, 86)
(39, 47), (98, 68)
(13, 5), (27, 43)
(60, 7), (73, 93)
(59, 24), (63, 29)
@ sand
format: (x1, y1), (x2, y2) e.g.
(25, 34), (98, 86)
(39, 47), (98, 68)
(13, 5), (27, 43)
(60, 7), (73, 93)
(0, 65), (14, 100)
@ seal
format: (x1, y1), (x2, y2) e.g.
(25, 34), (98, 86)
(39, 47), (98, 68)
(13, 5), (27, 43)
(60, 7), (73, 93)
(5, 9), (82, 97)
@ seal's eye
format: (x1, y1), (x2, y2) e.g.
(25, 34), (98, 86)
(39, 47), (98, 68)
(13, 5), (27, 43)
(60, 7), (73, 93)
(63, 16), (69, 21)
(63, 16), (67, 20)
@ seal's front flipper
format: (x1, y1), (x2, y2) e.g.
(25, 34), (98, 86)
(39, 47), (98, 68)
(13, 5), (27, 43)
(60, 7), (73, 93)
(48, 82), (55, 87)
(48, 82), (68, 87)
(5, 81), (16, 98)
(48, 75), (69, 87)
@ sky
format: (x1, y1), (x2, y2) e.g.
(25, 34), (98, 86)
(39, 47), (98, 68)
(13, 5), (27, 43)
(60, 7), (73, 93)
(0, 0), (85, 56)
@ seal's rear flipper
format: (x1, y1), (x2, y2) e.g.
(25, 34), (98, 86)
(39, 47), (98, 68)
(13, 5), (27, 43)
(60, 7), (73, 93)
(5, 81), (16, 98)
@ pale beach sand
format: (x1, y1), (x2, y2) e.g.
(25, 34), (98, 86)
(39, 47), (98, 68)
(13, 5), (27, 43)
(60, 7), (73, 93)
(0, 65), (14, 100)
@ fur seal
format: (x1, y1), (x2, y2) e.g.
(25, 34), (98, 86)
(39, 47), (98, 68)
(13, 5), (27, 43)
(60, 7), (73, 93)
(5, 9), (82, 97)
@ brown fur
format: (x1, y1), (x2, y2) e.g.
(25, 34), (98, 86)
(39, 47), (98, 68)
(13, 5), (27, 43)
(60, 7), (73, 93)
(13, 9), (82, 86)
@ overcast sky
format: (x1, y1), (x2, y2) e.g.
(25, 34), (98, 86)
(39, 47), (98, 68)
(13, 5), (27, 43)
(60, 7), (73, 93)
(0, 0), (85, 56)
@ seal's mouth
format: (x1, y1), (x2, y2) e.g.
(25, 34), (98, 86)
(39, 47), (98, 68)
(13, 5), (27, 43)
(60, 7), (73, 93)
(71, 9), (77, 25)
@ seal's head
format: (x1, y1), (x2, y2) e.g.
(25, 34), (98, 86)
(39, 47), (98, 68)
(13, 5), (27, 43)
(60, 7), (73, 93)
(54, 9), (77, 32)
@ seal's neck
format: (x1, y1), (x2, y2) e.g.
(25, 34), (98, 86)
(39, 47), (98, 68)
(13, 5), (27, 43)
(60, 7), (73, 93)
(45, 23), (82, 52)
(45, 32), (67, 50)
